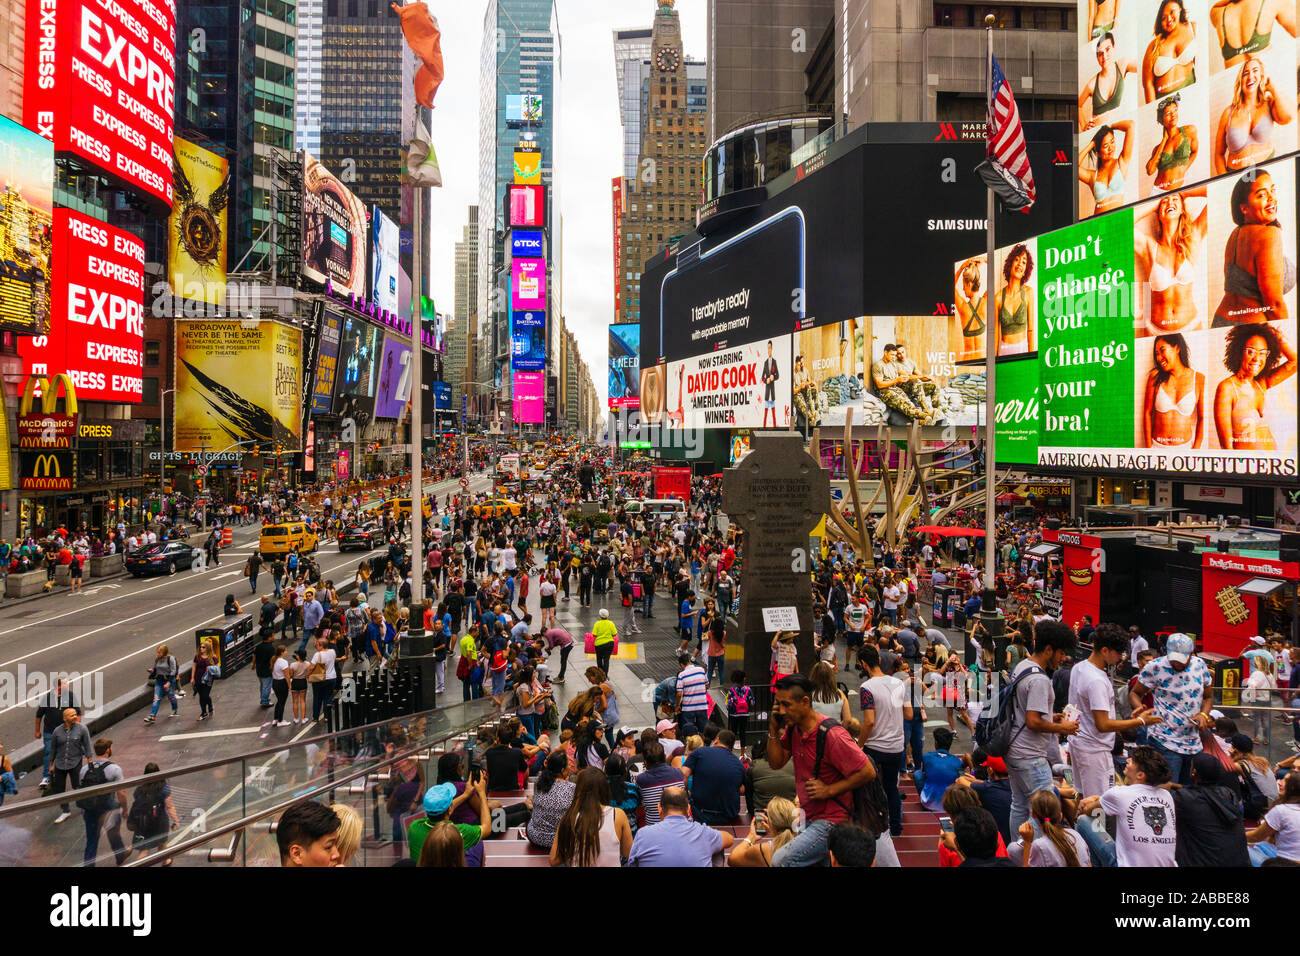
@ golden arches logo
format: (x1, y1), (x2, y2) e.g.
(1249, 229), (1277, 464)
(31, 454), (61, 479)
(19, 374), (78, 416)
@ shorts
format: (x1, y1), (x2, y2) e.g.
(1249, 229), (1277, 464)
(764, 400), (776, 409)
(844, 631), (863, 647)
(291, 679), (308, 691)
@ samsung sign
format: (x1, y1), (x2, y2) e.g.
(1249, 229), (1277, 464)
(511, 230), (544, 258)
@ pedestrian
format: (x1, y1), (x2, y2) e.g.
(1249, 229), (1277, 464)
(270, 644), (291, 727)
(725, 670), (754, 749)
(123, 762), (180, 863)
(288, 650), (311, 723)
(277, 800), (343, 867)
(49, 708), (93, 823)
(674, 651), (711, 738)
(253, 624), (276, 710)
(1129, 632), (1213, 785)
(1077, 746), (1178, 867)
(542, 626), (574, 684)
(619, 574), (641, 635)
(191, 640), (219, 721)
(143, 645), (180, 723)
(300, 587), (323, 654)
(591, 608), (618, 675)
(626, 786), (733, 866)
(246, 551), (262, 593)
(76, 738), (128, 866)
(1015, 789), (1089, 868)
(857, 646), (910, 838)
(549, 767), (633, 867)
(34, 677), (79, 791)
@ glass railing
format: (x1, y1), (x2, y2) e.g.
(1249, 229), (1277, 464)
(0, 697), (502, 867)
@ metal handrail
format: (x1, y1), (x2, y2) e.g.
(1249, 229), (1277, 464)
(126, 701), (501, 866)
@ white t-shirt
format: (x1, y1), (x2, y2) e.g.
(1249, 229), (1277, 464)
(1028, 828), (1091, 867)
(1129, 635), (1149, 668)
(859, 675), (906, 752)
(1099, 784), (1177, 867)
(883, 586), (901, 610)
(1264, 803), (1300, 862)
(660, 736), (685, 761)
(1069, 659), (1117, 753)
(310, 649), (338, 681)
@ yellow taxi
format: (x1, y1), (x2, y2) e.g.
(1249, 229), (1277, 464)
(259, 520), (319, 557)
(382, 497), (434, 520)
(467, 498), (523, 518)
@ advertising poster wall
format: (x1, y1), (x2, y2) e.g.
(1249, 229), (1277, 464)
(24, 0), (177, 205)
(511, 259), (546, 310)
(0, 116), (53, 334)
(665, 335), (792, 430)
(794, 320), (867, 428)
(867, 317), (986, 427)
(173, 321), (302, 453)
(371, 206), (400, 317)
(169, 137), (230, 306)
(609, 323), (640, 409)
(19, 209), (145, 402)
(506, 94), (544, 125)
(974, 154), (1299, 481)
(513, 149), (541, 184)
(373, 333), (412, 420)
(508, 184), (545, 227)
(310, 309), (343, 414)
(512, 370), (544, 424)
(303, 153), (368, 297)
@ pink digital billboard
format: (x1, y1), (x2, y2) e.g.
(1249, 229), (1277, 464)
(511, 259), (546, 311)
(512, 370), (544, 425)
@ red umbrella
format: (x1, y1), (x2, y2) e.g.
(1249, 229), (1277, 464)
(912, 526), (986, 537)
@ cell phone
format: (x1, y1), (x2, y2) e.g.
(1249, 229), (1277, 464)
(939, 815), (954, 833)
(754, 813), (768, 837)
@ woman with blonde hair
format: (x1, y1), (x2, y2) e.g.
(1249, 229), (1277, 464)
(809, 661), (851, 722)
(1212, 53), (1294, 173)
(330, 803), (362, 866)
(1017, 790), (1089, 867)
(1136, 192), (1207, 334)
(728, 796), (799, 866)
(417, 820), (467, 866)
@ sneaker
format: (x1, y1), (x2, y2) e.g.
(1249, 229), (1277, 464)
(197, 713), (207, 721)
(54, 812), (71, 824)
(169, 712), (180, 718)
(553, 676), (565, 684)
(39, 776), (50, 789)
(276, 721), (292, 727)
(143, 716), (155, 724)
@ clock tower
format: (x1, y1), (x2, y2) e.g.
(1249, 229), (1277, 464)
(617, 0), (706, 326)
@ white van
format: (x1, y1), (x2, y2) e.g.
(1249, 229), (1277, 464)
(627, 498), (688, 522)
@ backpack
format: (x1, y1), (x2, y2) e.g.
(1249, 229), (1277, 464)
(287, 552), (299, 571)
(456, 652), (474, 680)
(973, 664), (1044, 758)
(1238, 764), (1270, 820)
(811, 719), (890, 838)
(727, 685), (753, 716)
(76, 761), (118, 813)
(126, 787), (165, 834)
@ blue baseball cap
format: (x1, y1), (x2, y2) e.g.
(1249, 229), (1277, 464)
(1166, 633), (1194, 664)
(422, 783), (457, 816)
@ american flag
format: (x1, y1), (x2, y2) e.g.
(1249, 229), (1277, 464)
(984, 55), (1035, 209)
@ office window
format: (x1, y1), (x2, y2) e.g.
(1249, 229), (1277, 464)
(145, 341), (160, 366)
(143, 378), (160, 404)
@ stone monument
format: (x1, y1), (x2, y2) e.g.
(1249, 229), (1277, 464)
(722, 433), (832, 679)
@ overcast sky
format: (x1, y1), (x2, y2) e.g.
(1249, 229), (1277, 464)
(425, 0), (706, 405)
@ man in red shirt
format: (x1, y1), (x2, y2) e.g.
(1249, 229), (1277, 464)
(764, 674), (883, 866)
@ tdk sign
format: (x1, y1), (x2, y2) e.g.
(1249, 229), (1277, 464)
(512, 230), (544, 257)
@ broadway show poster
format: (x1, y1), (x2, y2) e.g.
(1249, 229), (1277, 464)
(310, 309), (343, 415)
(168, 137), (230, 306)
(373, 333), (413, 420)
(665, 335), (792, 430)
(173, 321), (303, 453)
(0, 116), (53, 334)
(302, 153), (368, 298)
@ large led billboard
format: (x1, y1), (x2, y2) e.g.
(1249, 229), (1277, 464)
(333, 315), (379, 426)
(513, 149), (541, 184)
(0, 116), (54, 334)
(169, 136), (230, 306)
(1075, 0), (1300, 219)
(511, 259), (546, 310)
(303, 153), (368, 297)
(173, 321), (302, 453)
(968, 154), (1299, 481)
(19, 209), (144, 402)
(664, 335), (793, 430)
(24, 0), (177, 206)
(511, 229), (544, 258)
(511, 325), (546, 371)
(609, 322), (640, 409)
(505, 94), (544, 126)
(310, 309), (343, 415)
(512, 370), (544, 424)
(508, 184), (545, 227)
(374, 333), (412, 420)
(370, 205), (399, 316)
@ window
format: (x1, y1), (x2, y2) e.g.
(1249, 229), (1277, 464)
(143, 378), (160, 404)
(145, 341), (160, 366)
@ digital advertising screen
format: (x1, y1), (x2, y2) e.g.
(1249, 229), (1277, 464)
(303, 153), (368, 297)
(373, 333), (413, 420)
(433, 381), (451, 410)
(969, 153), (1299, 482)
(333, 315), (380, 412)
(505, 94), (544, 126)
(513, 309), (545, 329)
(664, 334), (793, 430)
(511, 259), (546, 310)
(1074, 0), (1300, 220)
(511, 229), (544, 258)
(609, 323), (640, 409)
(173, 321), (302, 453)
(513, 149), (541, 184)
(508, 184), (545, 227)
(0, 116), (54, 334)
(511, 324), (546, 371)
(370, 205), (400, 317)
(310, 309), (343, 415)
(512, 370), (545, 424)
(24, 0), (177, 206)
(169, 136), (230, 306)
(19, 209), (145, 403)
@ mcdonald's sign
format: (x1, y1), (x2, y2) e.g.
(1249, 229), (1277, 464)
(18, 374), (78, 416)
(20, 451), (75, 491)
(17, 375), (78, 451)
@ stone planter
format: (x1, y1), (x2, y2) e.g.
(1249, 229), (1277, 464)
(54, 565), (71, 586)
(6, 570), (49, 598)
(88, 555), (121, 578)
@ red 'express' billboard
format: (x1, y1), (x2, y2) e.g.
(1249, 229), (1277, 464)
(19, 209), (145, 403)
(25, 0), (177, 206)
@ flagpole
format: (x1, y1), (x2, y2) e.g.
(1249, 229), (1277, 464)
(981, 15), (1000, 624)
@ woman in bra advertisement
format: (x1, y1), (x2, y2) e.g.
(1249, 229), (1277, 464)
(953, 257), (986, 361)
(1141, 333), (1206, 448)
(1135, 189), (1208, 335)
(1079, 32), (1140, 130)
(1145, 94), (1200, 191)
(1209, 0), (1297, 73)
(994, 243), (1036, 357)
(1143, 0), (1200, 103)
(1212, 167), (1296, 326)
(1212, 321), (1297, 449)
(1211, 54), (1294, 173)
(1080, 119), (1135, 215)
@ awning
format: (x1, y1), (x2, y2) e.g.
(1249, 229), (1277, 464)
(1237, 577), (1286, 598)
(1025, 543), (1061, 559)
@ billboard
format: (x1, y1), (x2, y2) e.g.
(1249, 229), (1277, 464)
(169, 136), (230, 306)
(0, 116), (54, 334)
(511, 324), (546, 371)
(973, 154), (1299, 482)
(513, 309), (545, 329)
(513, 149), (541, 184)
(303, 153), (368, 297)
(18, 209), (145, 403)
(24, 0), (177, 206)
(866, 317), (985, 427)
(511, 229), (544, 258)
(609, 322), (640, 409)
(613, 177), (624, 321)
(371, 205), (400, 316)
(512, 370), (545, 424)
(173, 321), (302, 453)
(505, 94), (544, 125)
(310, 309), (343, 415)
(1075, 0), (1299, 219)
(664, 335), (793, 430)
(333, 315), (380, 423)
(511, 259), (546, 310)
(374, 333), (413, 420)
(508, 184), (545, 227)
(432, 381), (451, 410)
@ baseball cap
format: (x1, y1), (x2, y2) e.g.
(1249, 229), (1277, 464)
(1228, 733), (1254, 753)
(616, 725), (635, 740)
(1250, 636), (1267, 646)
(1166, 633), (1195, 664)
(655, 719), (677, 734)
(984, 756), (1008, 775)
(422, 782), (457, 816)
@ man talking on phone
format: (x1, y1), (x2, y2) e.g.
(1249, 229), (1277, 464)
(764, 675), (892, 866)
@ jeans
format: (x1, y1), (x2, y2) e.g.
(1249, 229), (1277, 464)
(1005, 754), (1055, 837)
(249, 571), (259, 593)
(518, 712), (538, 738)
(882, 607), (898, 625)
(311, 681), (334, 722)
(1075, 813), (1118, 867)
(903, 718), (924, 768)
(149, 679), (178, 717)
(622, 605), (638, 634)
(679, 709), (709, 738)
(82, 809), (126, 866)
(259, 676), (274, 706)
(772, 818), (837, 867)
(491, 670), (506, 695)
(707, 655), (725, 686)
(42, 732), (54, 778)
(865, 748), (905, 836)
(1150, 739), (1196, 786)
(298, 628), (315, 655)
(642, 593), (655, 617)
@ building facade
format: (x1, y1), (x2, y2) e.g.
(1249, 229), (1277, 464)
(1, 0), (25, 123)
(451, 205), (479, 406)
(295, 0), (324, 155)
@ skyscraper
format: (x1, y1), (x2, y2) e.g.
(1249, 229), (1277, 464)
(1, 0), (26, 123)
(614, 26), (705, 182)
(451, 206), (479, 403)
(295, 0), (323, 155)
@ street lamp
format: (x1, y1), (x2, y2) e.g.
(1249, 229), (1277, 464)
(159, 387), (177, 503)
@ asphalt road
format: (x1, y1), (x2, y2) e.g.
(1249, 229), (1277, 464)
(0, 470), (494, 765)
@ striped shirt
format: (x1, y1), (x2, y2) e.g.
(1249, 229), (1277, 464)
(675, 665), (709, 711)
(635, 764), (685, 827)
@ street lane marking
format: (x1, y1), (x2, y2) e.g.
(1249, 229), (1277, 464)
(159, 726), (265, 741)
